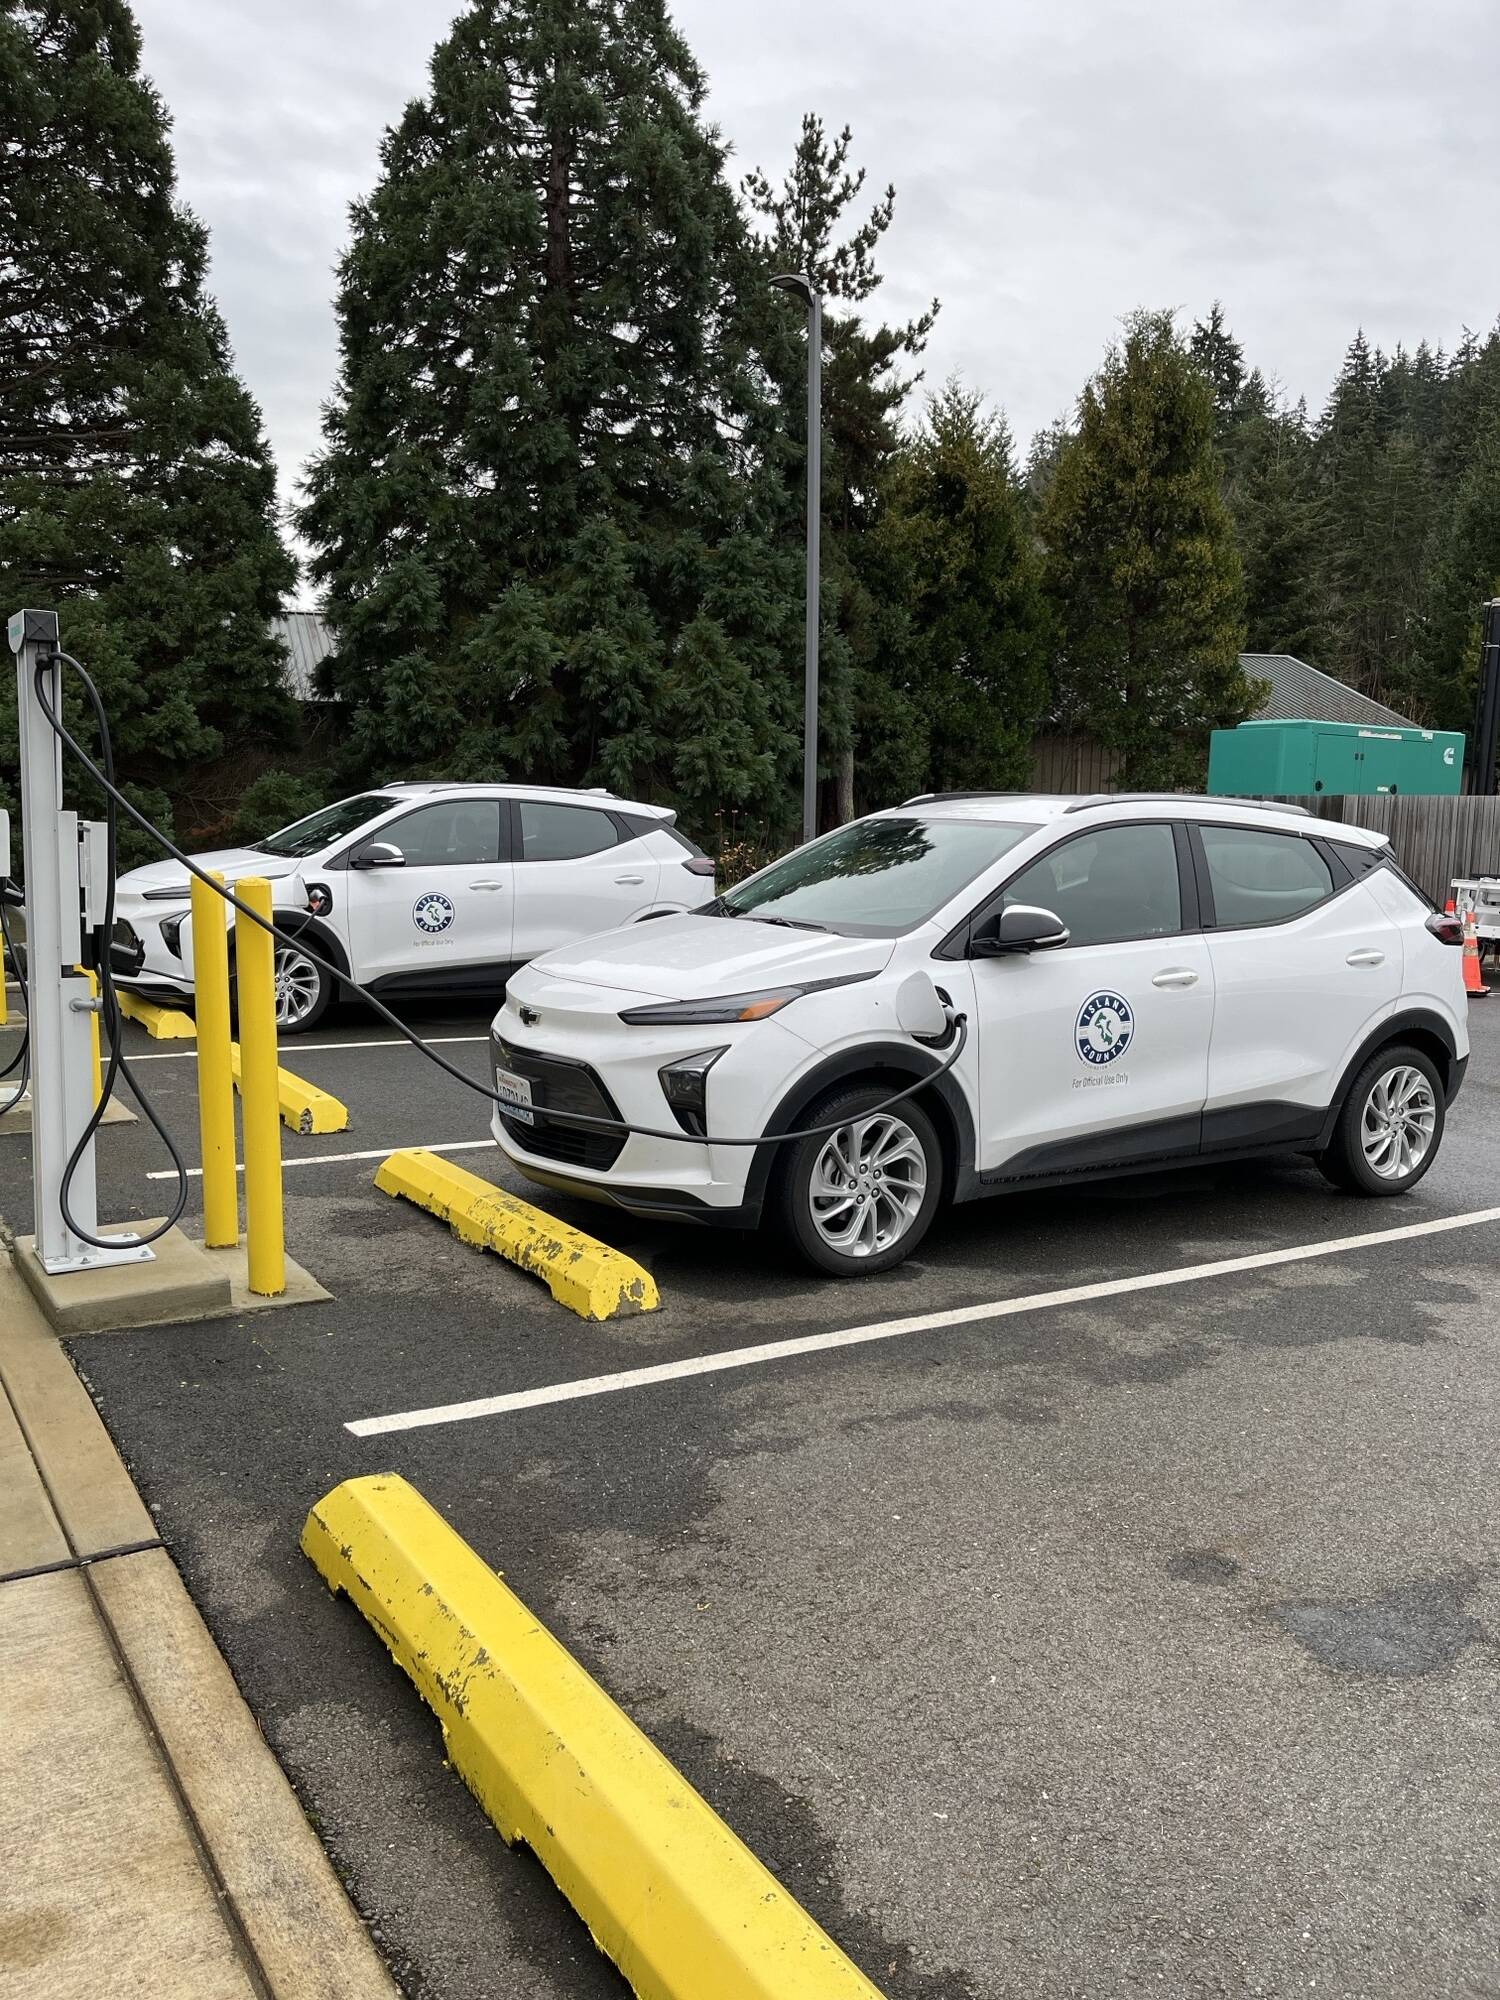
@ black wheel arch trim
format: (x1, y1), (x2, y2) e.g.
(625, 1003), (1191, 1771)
(741, 1040), (979, 1219)
(248, 910), (350, 978)
(1317, 1009), (1462, 1148)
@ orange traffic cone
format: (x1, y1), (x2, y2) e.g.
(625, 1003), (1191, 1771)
(1445, 895), (1457, 915)
(1463, 911), (1489, 998)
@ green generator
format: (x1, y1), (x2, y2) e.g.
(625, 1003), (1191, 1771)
(1207, 718), (1464, 797)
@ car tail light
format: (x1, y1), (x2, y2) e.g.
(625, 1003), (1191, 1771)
(1426, 913), (1464, 946)
(682, 855), (717, 877)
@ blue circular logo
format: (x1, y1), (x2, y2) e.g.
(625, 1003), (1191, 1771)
(412, 891), (455, 936)
(1076, 991), (1133, 1065)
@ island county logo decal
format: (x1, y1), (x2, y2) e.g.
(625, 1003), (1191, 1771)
(412, 891), (455, 936)
(1076, 991), (1133, 1065)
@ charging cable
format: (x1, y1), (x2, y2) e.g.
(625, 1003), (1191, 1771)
(35, 651), (969, 1166)
(0, 894), (29, 1114)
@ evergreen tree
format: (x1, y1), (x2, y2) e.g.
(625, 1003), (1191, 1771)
(1040, 310), (1252, 785)
(1189, 301), (1246, 446)
(0, 0), (295, 844)
(743, 115), (937, 821)
(301, 0), (801, 837)
(1234, 400), (1326, 660)
(1317, 331), (1434, 710)
(873, 380), (1050, 791)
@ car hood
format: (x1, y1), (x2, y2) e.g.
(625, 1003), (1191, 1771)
(521, 913), (897, 1000)
(116, 848), (304, 899)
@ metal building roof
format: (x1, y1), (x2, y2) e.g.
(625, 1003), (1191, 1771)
(1240, 653), (1416, 730)
(272, 610), (336, 702)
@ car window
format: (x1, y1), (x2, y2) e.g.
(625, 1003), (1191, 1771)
(1001, 823), (1181, 947)
(252, 793), (397, 858)
(518, 802), (618, 861)
(721, 816), (1033, 936)
(382, 800), (502, 866)
(1200, 826), (1333, 927)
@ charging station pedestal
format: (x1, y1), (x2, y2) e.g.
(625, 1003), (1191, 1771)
(8, 609), (152, 1276)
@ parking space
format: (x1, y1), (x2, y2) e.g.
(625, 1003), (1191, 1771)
(38, 998), (1500, 1997)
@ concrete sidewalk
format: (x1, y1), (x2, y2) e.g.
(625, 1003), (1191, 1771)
(0, 1254), (399, 2000)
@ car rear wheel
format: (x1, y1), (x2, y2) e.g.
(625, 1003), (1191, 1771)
(770, 1083), (943, 1276)
(1316, 1043), (1444, 1196)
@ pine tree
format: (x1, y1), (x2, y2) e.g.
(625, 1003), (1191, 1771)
(1318, 331), (1434, 710)
(742, 115), (937, 821)
(1189, 301), (1246, 447)
(874, 380), (1050, 791)
(301, 0), (801, 837)
(1040, 310), (1251, 786)
(0, 0), (296, 844)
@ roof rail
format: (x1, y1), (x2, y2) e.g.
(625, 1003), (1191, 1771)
(899, 790), (1040, 807)
(1062, 792), (1312, 818)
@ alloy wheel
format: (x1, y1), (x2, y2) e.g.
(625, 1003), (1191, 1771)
(273, 944), (322, 1028)
(1360, 1064), (1436, 1180)
(808, 1112), (928, 1258)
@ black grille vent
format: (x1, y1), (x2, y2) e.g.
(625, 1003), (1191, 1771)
(493, 1036), (626, 1171)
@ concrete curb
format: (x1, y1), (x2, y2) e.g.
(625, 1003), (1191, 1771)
(375, 1147), (658, 1319)
(303, 1474), (884, 2000)
(230, 1043), (349, 1135)
(0, 1254), (397, 1999)
(117, 990), (198, 1038)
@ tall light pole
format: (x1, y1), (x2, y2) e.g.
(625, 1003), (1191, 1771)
(771, 271), (822, 844)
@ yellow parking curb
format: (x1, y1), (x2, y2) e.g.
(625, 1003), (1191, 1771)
(302, 1475), (884, 2000)
(116, 990), (198, 1039)
(374, 1148), (657, 1319)
(229, 1044), (349, 1136)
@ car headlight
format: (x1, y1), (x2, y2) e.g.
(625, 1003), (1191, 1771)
(657, 1048), (727, 1136)
(141, 885), (191, 903)
(618, 974), (867, 1026)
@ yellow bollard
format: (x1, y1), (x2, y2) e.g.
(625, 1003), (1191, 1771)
(236, 877), (285, 1296)
(191, 872), (239, 1248)
(84, 968), (102, 1105)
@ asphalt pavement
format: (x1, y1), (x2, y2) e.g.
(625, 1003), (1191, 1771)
(10, 991), (1500, 1999)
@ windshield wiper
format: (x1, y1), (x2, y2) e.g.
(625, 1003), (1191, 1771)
(745, 914), (830, 932)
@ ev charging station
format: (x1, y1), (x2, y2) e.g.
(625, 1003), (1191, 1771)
(7, 607), (152, 1275)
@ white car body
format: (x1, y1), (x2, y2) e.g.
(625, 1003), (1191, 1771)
(112, 782), (714, 1028)
(488, 793), (1468, 1268)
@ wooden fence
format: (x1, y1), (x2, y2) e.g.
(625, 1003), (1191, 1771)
(1271, 794), (1500, 904)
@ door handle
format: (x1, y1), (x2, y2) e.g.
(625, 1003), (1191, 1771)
(1151, 968), (1199, 988)
(1345, 948), (1385, 967)
(614, 874), (645, 885)
(469, 879), (508, 891)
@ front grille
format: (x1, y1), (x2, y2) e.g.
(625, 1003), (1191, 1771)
(493, 1036), (626, 1171)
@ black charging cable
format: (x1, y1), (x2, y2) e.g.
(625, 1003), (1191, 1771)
(33, 656), (188, 1246)
(36, 652), (969, 1156)
(0, 894), (29, 1113)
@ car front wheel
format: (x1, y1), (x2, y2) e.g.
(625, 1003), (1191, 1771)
(771, 1083), (944, 1276)
(271, 939), (333, 1033)
(1317, 1043), (1445, 1195)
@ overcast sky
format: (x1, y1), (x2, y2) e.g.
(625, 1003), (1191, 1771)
(135, 0), (1498, 582)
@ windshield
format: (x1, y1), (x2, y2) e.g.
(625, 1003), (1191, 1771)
(252, 793), (398, 859)
(719, 816), (1032, 935)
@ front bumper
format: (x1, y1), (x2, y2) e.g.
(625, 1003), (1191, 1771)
(486, 1003), (813, 1220)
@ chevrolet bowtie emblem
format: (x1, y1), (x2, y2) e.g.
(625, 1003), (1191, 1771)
(518, 1004), (540, 1027)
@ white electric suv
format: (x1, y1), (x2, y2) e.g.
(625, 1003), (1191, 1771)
(112, 783), (715, 1030)
(489, 792), (1469, 1276)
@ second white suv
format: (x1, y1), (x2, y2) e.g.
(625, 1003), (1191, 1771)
(111, 783), (715, 1029)
(489, 793), (1469, 1275)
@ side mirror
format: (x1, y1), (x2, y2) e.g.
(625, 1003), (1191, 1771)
(969, 903), (1069, 957)
(351, 840), (405, 869)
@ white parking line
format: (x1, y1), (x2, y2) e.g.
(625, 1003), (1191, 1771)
(126, 1034), (490, 1062)
(147, 1138), (496, 1178)
(346, 1204), (1500, 1438)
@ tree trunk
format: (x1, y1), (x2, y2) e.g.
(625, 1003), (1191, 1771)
(836, 744), (854, 825)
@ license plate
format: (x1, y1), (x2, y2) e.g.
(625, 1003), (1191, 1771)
(494, 1065), (535, 1126)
